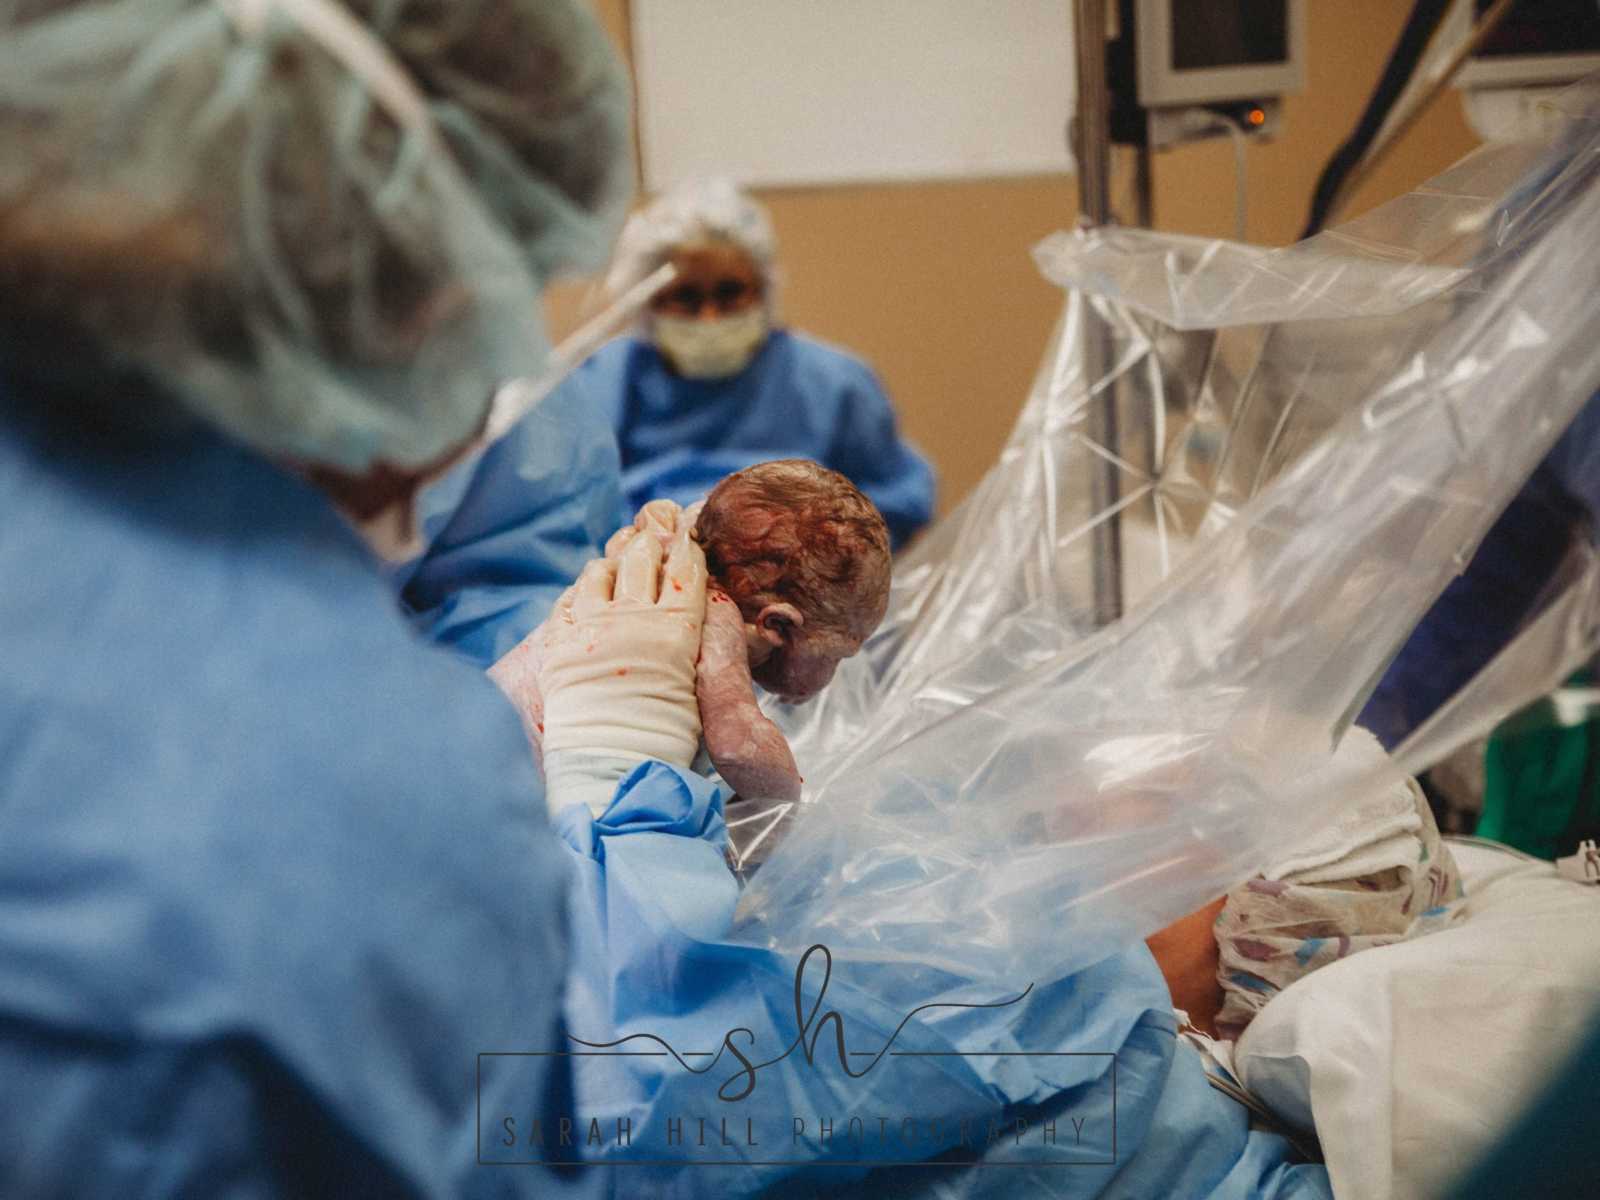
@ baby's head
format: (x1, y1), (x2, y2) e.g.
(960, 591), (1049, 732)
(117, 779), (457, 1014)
(693, 460), (891, 702)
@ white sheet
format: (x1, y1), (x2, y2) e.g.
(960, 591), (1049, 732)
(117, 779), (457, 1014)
(1233, 838), (1600, 1199)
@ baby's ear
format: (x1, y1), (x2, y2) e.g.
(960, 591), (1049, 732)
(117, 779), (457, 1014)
(755, 601), (805, 647)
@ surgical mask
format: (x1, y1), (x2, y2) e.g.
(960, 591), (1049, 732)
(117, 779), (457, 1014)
(653, 308), (769, 380)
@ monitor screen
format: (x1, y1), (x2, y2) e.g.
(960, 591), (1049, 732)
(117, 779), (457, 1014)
(1171, 0), (1289, 70)
(1474, 0), (1600, 57)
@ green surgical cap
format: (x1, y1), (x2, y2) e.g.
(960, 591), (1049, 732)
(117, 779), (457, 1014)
(0, 0), (634, 470)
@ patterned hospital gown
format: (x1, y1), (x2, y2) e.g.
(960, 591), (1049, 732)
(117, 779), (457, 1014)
(1214, 746), (1466, 1040)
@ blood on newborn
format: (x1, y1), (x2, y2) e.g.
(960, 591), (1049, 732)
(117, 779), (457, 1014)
(501, 463), (894, 810)
(690, 460), (892, 802)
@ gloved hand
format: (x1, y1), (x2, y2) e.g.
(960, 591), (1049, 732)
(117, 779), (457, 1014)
(603, 497), (696, 557)
(537, 512), (708, 814)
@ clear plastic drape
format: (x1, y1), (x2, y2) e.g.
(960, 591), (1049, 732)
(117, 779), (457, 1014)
(730, 82), (1600, 989)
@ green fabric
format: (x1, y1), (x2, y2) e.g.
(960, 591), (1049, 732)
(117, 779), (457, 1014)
(1478, 674), (1600, 860)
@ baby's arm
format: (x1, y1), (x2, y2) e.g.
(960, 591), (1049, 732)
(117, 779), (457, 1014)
(697, 588), (803, 802)
(487, 625), (546, 767)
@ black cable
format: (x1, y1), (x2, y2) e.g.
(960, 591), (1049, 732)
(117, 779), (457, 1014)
(1299, 0), (1456, 240)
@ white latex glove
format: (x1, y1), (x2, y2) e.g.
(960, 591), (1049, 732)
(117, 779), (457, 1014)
(490, 499), (703, 760)
(603, 497), (691, 558)
(537, 515), (708, 813)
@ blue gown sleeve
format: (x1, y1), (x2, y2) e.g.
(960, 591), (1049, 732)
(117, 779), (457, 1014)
(1362, 388), (1600, 749)
(534, 761), (1330, 1198)
(393, 376), (628, 669)
(823, 357), (937, 551)
(1540, 387), (1600, 522)
(1360, 460), (1589, 748)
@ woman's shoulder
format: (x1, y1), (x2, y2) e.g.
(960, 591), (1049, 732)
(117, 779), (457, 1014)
(0, 411), (559, 991)
(0, 410), (537, 816)
(768, 329), (883, 393)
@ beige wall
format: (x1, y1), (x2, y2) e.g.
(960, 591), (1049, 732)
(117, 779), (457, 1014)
(553, 1), (1482, 515)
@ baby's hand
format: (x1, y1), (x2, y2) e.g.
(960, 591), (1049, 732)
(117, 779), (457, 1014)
(697, 588), (803, 803)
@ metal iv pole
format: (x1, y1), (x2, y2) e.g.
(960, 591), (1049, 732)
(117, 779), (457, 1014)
(1072, 0), (1124, 626)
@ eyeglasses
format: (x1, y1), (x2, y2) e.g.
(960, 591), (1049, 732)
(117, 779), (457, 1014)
(652, 278), (760, 316)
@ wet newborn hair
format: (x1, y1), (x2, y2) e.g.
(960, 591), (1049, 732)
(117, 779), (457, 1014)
(692, 459), (892, 636)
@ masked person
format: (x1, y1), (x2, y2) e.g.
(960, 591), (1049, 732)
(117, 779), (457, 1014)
(0, 2), (663, 1194)
(556, 178), (937, 551)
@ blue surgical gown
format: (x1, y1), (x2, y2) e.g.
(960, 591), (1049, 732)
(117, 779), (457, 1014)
(532, 763), (1332, 1199)
(393, 378), (627, 669)
(0, 373), (605, 1198)
(1361, 390), (1600, 750)
(556, 331), (937, 550)
(0, 369), (1325, 1198)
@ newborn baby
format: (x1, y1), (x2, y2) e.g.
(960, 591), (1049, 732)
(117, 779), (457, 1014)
(491, 459), (891, 809)
(689, 460), (891, 801)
